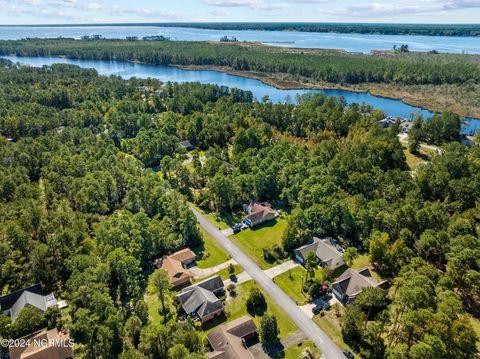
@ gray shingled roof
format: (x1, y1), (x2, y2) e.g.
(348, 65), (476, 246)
(332, 268), (389, 300)
(176, 276), (224, 320)
(294, 237), (343, 264)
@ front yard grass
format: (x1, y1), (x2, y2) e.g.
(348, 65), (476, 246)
(274, 266), (324, 305)
(283, 340), (321, 359)
(194, 226), (229, 268)
(313, 309), (360, 358)
(230, 217), (288, 269)
(205, 280), (298, 340)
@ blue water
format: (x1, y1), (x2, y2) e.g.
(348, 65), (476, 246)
(3, 55), (479, 135)
(1, 26), (480, 54)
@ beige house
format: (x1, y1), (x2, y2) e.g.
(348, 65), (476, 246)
(207, 315), (257, 359)
(9, 329), (73, 359)
(245, 202), (276, 228)
(155, 248), (196, 287)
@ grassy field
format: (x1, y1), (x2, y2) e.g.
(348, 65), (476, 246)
(230, 217), (288, 269)
(203, 280), (298, 341)
(193, 264), (243, 283)
(274, 266), (325, 305)
(313, 309), (360, 358)
(283, 340), (321, 359)
(402, 145), (434, 170)
(194, 226), (229, 268)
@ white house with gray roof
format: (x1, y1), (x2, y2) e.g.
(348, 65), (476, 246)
(294, 237), (345, 269)
(176, 275), (224, 323)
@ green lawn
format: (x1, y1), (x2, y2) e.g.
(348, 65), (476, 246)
(274, 266), (325, 305)
(194, 226), (230, 268)
(284, 340), (321, 359)
(230, 217), (288, 269)
(193, 264), (242, 283)
(402, 145), (434, 170)
(313, 310), (360, 358)
(204, 280), (298, 340)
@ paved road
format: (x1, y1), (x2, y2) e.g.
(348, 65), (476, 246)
(190, 206), (345, 359)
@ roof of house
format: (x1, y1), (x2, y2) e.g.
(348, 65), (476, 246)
(182, 275), (224, 294)
(180, 140), (195, 148)
(0, 284), (56, 321)
(207, 316), (257, 359)
(246, 202), (275, 224)
(9, 329), (72, 359)
(294, 237), (343, 264)
(156, 248), (196, 286)
(332, 268), (389, 299)
(169, 248), (196, 263)
(177, 276), (224, 319)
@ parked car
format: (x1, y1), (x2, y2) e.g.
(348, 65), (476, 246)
(343, 350), (354, 359)
(232, 223), (242, 233)
(311, 305), (322, 315)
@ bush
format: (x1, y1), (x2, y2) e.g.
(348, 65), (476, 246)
(246, 286), (267, 313)
(263, 244), (287, 263)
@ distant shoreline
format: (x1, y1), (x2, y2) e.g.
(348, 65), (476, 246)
(1, 22), (479, 37)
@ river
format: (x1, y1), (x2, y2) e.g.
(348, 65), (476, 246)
(1, 25), (480, 54)
(3, 55), (479, 135)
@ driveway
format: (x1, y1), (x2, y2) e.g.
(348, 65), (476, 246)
(189, 259), (237, 279)
(189, 206), (345, 359)
(264, 260), (299, 278)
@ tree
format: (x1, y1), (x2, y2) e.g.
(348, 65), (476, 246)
(168, 344), (190, 359)
(341, 305), (366, 346)
(150, 269), (171, 322)
(354, 287), (386, 329)
(246, 286), (266, 313)
(259, 314), (279, 346)
(305, 251), (319, 280)
(139, 324), (172, 359)
(11, 307), (46, 339)
(124, 315), (142, 346)
(343, 247), (358, 267)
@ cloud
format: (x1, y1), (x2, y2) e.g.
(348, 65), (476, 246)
(210, 8), (231, 15)
(204, 0), (289, 10)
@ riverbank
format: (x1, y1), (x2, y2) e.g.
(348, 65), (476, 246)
(178, 64), (480, 119)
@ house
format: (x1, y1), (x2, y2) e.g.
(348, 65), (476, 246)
(400, 121), (413, 134)
(9, 329), (73, 359)
(179, 140), (195, 151)
(378, 116), (397, 128)
(294, 237), (345, 269)
(332, 268), (389, 304)
(176, 275), (224, 323)
(0, 284), (57, 321)
(244, 202), (276, 228)
(155, 248), (196, 287)
(207, 315), (257, 359)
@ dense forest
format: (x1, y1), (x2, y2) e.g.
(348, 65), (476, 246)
(1, 39), (479, 86)
(0, 59), (479, 359)
(19, 22), (480, 37)
(154, 22), (480, 37)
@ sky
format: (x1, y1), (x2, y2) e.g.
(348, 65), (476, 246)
(0, 0), (479, 25)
